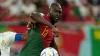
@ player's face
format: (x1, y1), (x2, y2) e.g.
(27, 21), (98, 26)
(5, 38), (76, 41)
(49, 7), (62, 23)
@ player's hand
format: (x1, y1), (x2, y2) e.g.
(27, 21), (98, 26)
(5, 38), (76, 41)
(52, 27), (59, 37)
(27, 22), (34, 29)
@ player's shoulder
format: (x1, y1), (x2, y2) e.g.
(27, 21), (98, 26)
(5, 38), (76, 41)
(2, 31), (16, 35)
(31, 12), (44, 17)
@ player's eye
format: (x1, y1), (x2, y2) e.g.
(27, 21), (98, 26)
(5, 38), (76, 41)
(58, 11), (61, 14)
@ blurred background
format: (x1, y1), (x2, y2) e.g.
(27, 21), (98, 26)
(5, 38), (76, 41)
(0, 0), (100, 56)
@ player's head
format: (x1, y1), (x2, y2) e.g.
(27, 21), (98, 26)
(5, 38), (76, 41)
(48, 3), (62, 25)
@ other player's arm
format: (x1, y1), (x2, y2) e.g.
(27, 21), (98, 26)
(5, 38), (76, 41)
(20, 29), (31, 41)
(21, 22), (33, 40)
(14, 22), (33, 41)
(30, 12), (56, 29)
(30, 12), (58, 36)
(14, 29), (30, 41)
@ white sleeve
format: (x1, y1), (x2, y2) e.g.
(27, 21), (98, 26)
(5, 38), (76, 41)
(8, 31), (17, 43)
(3, 31), (17, 44)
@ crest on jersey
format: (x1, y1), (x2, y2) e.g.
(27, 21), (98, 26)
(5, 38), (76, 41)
(1, 40), (6, 46)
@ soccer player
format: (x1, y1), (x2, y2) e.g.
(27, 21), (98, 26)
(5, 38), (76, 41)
(19, 3), (62, 56)
(0, 22), (32, 56)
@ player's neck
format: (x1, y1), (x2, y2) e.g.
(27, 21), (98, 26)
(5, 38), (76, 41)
(50, 17), (56, 25)
(47, 13), (56, 25)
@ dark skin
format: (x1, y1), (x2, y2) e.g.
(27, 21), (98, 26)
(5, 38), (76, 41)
(48, 3), (62, 25)
(30, 3), (62, 55)
(21, 30), (29, 41)
(20, 22), (33, 40)
(48, 3), (62, 53)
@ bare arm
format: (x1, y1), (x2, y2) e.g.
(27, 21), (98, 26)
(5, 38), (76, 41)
(50, 39), (60, 56)
(30, 12), (54, 28)
(30, 12), (59, 36)
(20, 22), (33, 40)
(49, 39), (58, 51)
(21, 29), (31, 40)
(50, 27), (60, 55)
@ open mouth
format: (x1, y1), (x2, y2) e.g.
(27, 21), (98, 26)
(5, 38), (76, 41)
(56, 17), (58, 20)
(55, 18), (58, 22)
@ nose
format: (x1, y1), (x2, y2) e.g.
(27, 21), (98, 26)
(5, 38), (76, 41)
(56, 13), (59, 17)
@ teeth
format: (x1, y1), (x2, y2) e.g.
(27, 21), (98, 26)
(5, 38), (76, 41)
(56, 18), (58, 20)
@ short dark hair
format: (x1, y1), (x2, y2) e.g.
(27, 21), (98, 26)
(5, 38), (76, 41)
(49, 3), (61, 9)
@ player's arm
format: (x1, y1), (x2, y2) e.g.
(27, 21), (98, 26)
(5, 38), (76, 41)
(50, 27), (60, 55)
(14, 29), (30, 41)
(21, 22), (33, 40)
(49, 39), (58, 51)
(20, 29), (31, 41)
(50, 39), (60, 56)
(30, 12), (58, 35)
(30, 12), (54, 28)
(15, 22), (33, 41)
